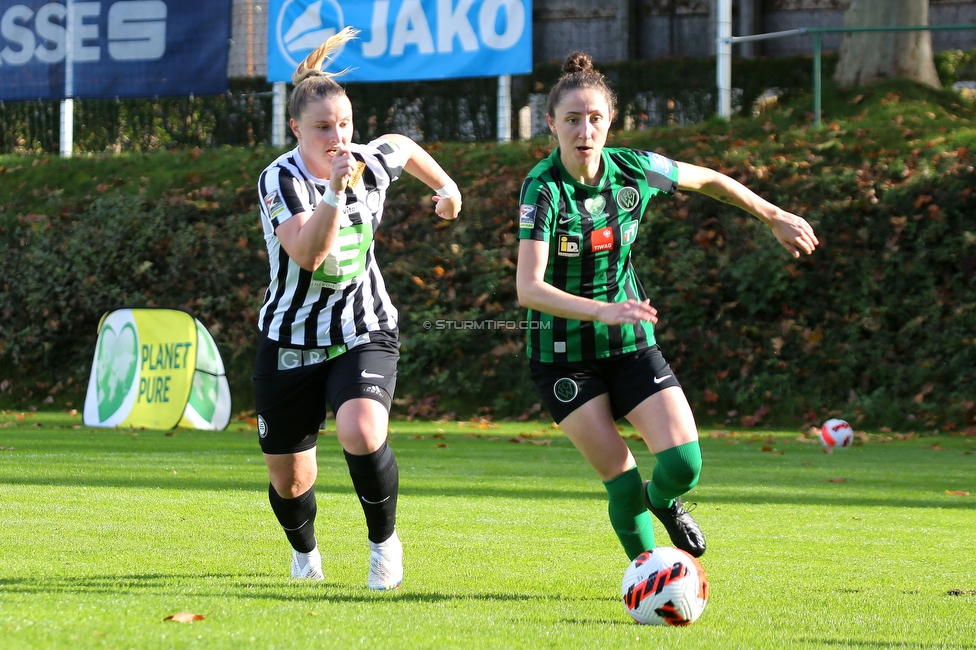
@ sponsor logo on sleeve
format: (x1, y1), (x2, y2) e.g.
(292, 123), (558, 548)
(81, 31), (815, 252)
(519, 204), (537, 228)
(649, 153), (673, 176)
(264, 190), (287, 221)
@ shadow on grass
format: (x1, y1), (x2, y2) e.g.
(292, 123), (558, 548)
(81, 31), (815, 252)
(0, 473), (972, 511)
(0, 573), (617, 608)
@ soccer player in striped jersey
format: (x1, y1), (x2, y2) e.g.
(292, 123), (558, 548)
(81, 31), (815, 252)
(254, 28), (462, 588)
(516, 52), (818, 561)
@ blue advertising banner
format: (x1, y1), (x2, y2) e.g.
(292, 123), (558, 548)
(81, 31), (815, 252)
(266, 0), (532, 83)
(0, 0), (232, 101)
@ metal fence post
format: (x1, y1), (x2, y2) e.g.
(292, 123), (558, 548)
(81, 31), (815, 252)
(272, 81), (287, 148)
(60, 100), (74, 158)
(716, 0), (733, 119)
(497, 74), (512, 143)
(813, 33), (822, 129)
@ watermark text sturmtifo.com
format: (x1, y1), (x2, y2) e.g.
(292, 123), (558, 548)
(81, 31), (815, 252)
(422, 320), (552, 331)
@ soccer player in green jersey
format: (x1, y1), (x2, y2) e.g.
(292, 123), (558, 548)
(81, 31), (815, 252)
(516, 52), (818, 561)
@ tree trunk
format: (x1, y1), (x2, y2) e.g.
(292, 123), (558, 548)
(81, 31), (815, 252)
(833, 0), (941, 89)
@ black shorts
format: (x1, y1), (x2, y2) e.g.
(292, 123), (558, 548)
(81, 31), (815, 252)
(252, 330), (400, 455)
(529, 345), (681, 424)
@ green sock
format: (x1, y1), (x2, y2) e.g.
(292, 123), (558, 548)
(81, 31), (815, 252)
(603, 466), (656, 560)
(646, 440), (703, 509)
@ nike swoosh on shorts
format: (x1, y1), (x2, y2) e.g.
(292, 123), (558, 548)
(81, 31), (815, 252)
(361, 370), (384, 379)
(653, 374), (673, 384)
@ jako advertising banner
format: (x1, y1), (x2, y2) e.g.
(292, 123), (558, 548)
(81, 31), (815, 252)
(0, 0), (232, 101)
(266, 0), (532, 83)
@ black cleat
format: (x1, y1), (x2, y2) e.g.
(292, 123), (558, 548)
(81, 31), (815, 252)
(643, 481), (706, 558)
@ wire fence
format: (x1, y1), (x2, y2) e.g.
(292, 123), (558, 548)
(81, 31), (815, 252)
(0, 64), (728, 155)
(2, 46), (974, 156)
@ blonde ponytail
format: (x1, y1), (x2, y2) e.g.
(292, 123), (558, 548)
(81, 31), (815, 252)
(292, 26), (359, 84)
(289, 27), (360, 121)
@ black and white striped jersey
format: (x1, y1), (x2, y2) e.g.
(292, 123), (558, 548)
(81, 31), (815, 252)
(256, 139), (406, 349)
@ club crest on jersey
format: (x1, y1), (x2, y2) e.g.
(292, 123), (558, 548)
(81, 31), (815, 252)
(584, 195), (607, 217)
(622, 222), (639, 246)
(557, 234), (581, 257)
(366, 189), (382, 212)
(519, 204), (537, 228)
(591, 227), (614, 252)
(616, 186), (640, 212)
(553, 377), (579, 403)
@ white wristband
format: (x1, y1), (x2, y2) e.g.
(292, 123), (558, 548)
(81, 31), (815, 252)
(323, 186), (340, 208)
(435, 181), (459, 199)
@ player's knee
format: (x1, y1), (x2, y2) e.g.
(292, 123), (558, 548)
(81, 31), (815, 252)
(662, 456), (701, 492)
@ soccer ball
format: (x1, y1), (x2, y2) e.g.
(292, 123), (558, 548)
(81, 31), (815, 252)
(621, 546), (708, 626)
(819, 418), (854, 447)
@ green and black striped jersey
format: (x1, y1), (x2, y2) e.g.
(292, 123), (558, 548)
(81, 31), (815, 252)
(518, 147), (679, 363)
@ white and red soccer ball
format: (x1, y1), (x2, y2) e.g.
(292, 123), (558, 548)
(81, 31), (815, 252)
(621, 546), (709, 626)
(819, 418), (854, 447)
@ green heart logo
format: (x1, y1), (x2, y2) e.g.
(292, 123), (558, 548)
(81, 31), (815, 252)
(95, 323), (138, 421)
(188, 373), (218, 421)
(187, 322), (218, 421)
(584, 195), (606, 215)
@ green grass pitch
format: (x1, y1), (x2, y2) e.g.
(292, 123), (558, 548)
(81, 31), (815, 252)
(0, 411), (973, 649)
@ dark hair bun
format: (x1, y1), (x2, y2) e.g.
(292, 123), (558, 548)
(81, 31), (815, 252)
(562, 51), (593, 75)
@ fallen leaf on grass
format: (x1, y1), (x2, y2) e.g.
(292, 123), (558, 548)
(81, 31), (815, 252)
(436, 443), (448, 448)
(828, 478), (848, 483)
(945, 490), (970, 496)
(947, 589), (976, 596)
(164, 612), (204, 623)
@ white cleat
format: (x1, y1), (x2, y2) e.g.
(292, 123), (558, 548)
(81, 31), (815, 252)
(367, 532), (403, 591)
(291, 547), (324, 580)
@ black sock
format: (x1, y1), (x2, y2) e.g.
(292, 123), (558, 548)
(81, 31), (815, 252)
(268, 483), (317, 553)
(344, 441), (399, 543)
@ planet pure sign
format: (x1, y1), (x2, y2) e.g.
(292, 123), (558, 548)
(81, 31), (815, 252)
(83, 308), (231, 431)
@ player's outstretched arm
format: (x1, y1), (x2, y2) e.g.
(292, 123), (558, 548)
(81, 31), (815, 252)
(379, 133), (461, 220)
(674, 161), (819, 258)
